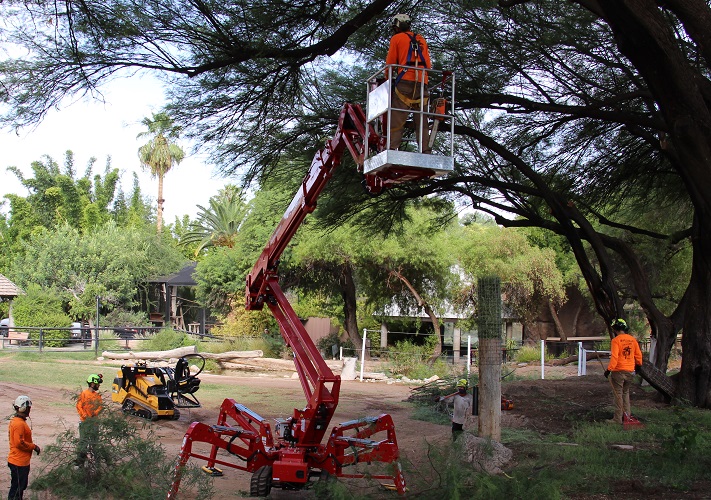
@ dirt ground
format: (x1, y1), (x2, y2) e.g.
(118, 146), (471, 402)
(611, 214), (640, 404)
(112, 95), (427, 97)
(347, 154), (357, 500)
(0, 362), (670, 499)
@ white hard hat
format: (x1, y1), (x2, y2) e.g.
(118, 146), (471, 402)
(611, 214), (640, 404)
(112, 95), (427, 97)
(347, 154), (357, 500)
(391, 13), (411, 31)
(13, 395), (32, 412)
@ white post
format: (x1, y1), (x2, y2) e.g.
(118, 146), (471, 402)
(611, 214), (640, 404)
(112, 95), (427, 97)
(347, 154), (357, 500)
(339, 346), (343, 360)
(541, 340), (545, 380)
(578, 342), (583, 376)
(467, 335), (472, 377)
(360, 328), (367, 382)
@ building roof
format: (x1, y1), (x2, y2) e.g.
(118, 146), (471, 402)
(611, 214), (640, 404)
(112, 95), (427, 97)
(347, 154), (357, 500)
(0, 274), (22, 298)
(150, 262), (198, 286)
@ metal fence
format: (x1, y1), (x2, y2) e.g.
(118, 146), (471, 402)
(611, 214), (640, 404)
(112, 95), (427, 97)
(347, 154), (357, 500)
(0, 326), (221, 354)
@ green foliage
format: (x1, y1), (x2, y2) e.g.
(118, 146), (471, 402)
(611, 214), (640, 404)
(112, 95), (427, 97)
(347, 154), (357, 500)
(9, 222), (185, 320)
(665, 407), (700, 459)
(140, 329), (197, 351)
(385, 336), (453, 379)
(210, 306), (277, 339)
(11, 284), (71, 347)
(514, 345), (552, 363)
(33, 410), (213, 499)
(179, 185), (249, 256)
(316, 330), (355, 359)
(101, 308), (150, 327)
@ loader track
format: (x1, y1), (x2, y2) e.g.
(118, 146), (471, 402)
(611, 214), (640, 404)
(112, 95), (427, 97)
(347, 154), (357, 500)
(122, 399), (160, 421)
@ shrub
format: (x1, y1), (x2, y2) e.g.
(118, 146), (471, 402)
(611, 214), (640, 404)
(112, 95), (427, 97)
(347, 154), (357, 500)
(33, 408), (213, 498)
(514, 345), (553, 363)
(141, 328), (197, 351)
(12, 284), (71, 347)
(101, 308), (150, 327)
(385, 336), (453, 379)
(316, 330), (355, 359)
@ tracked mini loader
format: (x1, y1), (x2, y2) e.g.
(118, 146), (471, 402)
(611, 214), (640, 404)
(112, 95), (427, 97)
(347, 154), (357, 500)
(111, 354), (204, 421)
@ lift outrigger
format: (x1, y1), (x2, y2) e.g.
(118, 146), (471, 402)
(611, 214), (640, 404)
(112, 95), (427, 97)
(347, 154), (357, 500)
(168, 66), (455, 498)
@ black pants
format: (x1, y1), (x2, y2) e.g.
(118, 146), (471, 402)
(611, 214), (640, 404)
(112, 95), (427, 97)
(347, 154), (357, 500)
(8, 462), (29, 500)
(451, 422), (464, 441)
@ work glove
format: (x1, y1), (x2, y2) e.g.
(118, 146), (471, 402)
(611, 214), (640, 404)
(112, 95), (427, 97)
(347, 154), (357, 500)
(635, 365), (642, 374)
(604, 370), (610, 379)
(34, 445), (40, 456)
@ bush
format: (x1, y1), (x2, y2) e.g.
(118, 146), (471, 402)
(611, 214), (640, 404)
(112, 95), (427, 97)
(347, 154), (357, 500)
(385, 336), (453, 379)
(33, 409), (213, 499)
(514, 345), (552, 363)
(316, 330), (355, 359)
(12, 284), (71, 347)
(211, 306), (276, 337)
(141, 328), (197, 351)
(101, 308), (150, 327)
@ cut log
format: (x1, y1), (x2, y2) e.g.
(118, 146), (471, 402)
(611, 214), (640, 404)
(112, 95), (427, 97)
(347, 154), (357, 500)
(101, 346), (197, 360)
(550, 351), (609, 366)
(200, 350), (264, 360)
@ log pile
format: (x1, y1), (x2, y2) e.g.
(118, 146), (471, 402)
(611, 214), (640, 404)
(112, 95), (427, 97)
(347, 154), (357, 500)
(101, 347), (345, 374)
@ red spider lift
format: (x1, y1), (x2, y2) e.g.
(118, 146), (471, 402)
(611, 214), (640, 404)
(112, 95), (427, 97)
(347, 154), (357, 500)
(168, 67), (455, 498)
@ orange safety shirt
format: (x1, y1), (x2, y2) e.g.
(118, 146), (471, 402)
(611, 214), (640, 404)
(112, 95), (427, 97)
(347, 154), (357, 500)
(76, 388), (102, 421)
(607, 333), (642, 372)
(8, 416), (35, 466)
(386, 31), (431, 84)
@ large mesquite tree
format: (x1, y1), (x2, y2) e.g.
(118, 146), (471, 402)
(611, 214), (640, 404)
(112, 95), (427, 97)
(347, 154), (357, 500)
(1, 0), (711, 406)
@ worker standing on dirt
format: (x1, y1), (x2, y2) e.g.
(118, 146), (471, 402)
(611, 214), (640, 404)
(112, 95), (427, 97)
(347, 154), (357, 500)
(604, 319), (642, 424)
(8, 395), (40, 500)
(75, 373), (103, 466)
(439, 379), (473, 440)
(386, 13), (432, 153)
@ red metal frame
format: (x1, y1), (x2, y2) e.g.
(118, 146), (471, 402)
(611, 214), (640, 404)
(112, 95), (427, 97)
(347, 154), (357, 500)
(169, 101), (446, 498)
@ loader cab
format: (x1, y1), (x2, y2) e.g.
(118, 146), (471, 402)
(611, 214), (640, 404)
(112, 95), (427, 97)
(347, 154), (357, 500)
(363, 65), (455, 180)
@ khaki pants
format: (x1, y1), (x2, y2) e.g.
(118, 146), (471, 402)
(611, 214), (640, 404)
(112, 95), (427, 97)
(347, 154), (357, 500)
(609, 371), (634, 423)
(389, 80), (431, 153)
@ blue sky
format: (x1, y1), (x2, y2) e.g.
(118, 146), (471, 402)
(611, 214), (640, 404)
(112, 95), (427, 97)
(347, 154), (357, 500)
(0, 74), (226, 223)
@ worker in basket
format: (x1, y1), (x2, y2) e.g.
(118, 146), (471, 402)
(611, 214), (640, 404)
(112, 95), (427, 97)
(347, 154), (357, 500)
(386, 13), (432, 154)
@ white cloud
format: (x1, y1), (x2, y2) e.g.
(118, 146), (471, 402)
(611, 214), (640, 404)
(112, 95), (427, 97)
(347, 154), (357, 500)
(0, 74), (227, 222)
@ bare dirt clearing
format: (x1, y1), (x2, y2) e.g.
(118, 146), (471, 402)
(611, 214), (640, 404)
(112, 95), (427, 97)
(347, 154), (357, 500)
(0, 362), (669, 498)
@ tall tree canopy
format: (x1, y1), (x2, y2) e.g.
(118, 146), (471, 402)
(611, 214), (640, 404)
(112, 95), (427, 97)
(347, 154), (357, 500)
(1, 1), (711, 406)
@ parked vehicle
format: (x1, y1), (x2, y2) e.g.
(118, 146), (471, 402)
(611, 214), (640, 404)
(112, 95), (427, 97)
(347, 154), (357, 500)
(0, 318), (9, 337)
(71, 322), (91, 342)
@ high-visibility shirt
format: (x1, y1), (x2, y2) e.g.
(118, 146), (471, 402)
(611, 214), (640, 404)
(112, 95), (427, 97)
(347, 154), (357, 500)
(76, 388), (102, 421)
(386, 31), (431, 84)
(607, 333), (642, 372)
(8, 416), (35, 466)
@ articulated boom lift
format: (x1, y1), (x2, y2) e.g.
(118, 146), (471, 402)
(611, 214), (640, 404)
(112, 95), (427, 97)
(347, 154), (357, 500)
(169, 68), (454, 498)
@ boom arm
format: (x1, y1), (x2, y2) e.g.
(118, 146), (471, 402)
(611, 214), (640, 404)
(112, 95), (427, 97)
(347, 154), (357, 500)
(171, 72), (454, 496)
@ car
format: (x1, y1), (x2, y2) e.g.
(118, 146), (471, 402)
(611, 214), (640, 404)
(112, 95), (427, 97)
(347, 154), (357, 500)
(0, 318), (9, 337)
(71, 321), (91, 342)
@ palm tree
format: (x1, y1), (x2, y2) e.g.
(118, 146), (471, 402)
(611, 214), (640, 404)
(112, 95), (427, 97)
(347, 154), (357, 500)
(180, 186), (249, 255)
(137, 112), (185, 233)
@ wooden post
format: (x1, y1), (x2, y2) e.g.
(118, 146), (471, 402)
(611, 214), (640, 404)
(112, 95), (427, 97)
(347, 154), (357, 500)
(478, 276), (502, 441)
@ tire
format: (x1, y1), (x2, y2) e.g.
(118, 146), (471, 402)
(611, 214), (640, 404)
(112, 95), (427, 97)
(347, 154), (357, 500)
(250, 465), (272, 497)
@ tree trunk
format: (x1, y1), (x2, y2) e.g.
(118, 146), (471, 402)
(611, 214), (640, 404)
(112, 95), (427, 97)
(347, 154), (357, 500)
(478, 277), (502, 441)
(678, 218), (711, 407)
(156, 172), (165, 234)
(339, 263), (363, 355)
(571, 302), (581, 337)
(388, 269), (443, 361)
(548, 299), (566, 341)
